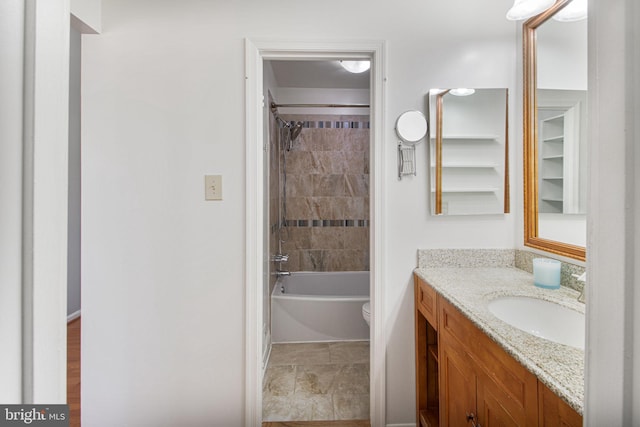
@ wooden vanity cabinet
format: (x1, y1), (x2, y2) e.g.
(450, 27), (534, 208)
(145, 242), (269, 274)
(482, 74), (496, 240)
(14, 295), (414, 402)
(415, 274), (582, 427)
(439, 296), (538, 427)
(415, 275), (440, 427)
(538, 382), (583, 427)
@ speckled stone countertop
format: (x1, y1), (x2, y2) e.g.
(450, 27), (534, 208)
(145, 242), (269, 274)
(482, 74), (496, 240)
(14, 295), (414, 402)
(414, 266), (585, 415)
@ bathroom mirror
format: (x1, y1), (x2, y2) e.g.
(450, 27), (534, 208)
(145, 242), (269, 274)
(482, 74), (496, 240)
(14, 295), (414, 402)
(428, 88), (510, 215)
(523, 0), (587, 261)
(396, 110), (427, 144)
(396, 110), (427, 180)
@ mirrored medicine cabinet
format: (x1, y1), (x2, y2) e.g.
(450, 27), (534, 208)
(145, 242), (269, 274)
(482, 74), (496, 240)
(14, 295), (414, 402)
(428, 88), (510, 216)
(523, 0), (587, 261)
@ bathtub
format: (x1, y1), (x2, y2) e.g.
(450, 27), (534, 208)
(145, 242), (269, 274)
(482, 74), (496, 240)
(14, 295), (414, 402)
(271, 271), (370, 343)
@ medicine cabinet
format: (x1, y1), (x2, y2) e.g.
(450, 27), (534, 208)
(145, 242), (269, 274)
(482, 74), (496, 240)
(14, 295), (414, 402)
(428, 88), (510, 216)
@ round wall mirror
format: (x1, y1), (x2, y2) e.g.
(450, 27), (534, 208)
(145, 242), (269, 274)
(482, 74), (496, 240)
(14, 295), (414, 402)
(396, 110), (428, 145)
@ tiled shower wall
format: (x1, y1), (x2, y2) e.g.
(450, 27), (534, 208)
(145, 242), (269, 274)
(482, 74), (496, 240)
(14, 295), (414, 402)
(275, 114), (370, 272)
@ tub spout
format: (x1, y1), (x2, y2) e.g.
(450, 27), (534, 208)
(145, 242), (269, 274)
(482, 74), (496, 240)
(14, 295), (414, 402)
(275, 270), (291, 278)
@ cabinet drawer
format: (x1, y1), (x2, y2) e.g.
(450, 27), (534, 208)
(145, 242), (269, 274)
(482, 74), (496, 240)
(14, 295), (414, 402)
(415, 276), (438, 329)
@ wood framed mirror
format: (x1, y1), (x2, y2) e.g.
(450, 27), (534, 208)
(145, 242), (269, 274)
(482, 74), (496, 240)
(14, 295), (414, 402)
(523, 0), (587, 261)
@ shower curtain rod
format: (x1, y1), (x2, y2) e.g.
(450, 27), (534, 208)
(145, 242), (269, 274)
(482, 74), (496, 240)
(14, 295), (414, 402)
(271, 102), (370, 109)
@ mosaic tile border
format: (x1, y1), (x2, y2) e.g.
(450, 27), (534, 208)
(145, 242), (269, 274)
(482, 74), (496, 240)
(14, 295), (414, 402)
(281, 120), (370, 129)
(284, 219), (369, 228)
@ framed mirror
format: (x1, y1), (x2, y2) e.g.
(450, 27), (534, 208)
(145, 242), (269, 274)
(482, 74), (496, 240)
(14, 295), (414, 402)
(523, 0), (587, 261)
(428, 88), (510, 215)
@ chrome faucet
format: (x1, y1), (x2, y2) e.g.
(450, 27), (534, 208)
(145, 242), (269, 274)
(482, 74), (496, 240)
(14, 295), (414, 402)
(271, 254), (289, 263)
(573, 272), (587, 303)
(275, 270), (291, 278)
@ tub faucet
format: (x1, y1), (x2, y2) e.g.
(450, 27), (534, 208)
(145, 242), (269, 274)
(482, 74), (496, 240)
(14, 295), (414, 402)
(573, 272), (587, 303)
(271, 254), (289, 263)
(275, 270), (291, 278)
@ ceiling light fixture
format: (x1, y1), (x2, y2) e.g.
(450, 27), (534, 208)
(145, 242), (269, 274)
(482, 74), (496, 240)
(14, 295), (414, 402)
(450, 88), (476, 96)
(506, 0), (555, 20)
(552, 0), (587, 21)
(339, 60), (370, 74)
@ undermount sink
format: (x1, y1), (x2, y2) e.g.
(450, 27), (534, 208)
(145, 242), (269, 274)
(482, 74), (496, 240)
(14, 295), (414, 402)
(488, 296), (585, 349)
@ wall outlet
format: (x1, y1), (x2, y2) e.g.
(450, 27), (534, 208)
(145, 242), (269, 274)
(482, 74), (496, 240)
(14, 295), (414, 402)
(204, 175), (222, 200)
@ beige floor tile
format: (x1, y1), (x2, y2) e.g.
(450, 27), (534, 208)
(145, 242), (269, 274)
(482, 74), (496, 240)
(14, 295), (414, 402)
(331, 364), (369, 394)
(269, 343), (331, 366)
(263, 342), (370, 422)
(333, 393), (370, 420)
(263, 365), (296, 396)
(295, 364), (339, 395)
(329, 341), (370, 364)
(263, 392), (334, 422)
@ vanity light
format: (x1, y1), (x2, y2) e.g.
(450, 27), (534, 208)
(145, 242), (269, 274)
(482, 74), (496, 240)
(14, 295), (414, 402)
(339, 60), (370, 74)
(506, 0), (555, 20)
(552, 0), (587, 21)
(450, 88), (475, 96)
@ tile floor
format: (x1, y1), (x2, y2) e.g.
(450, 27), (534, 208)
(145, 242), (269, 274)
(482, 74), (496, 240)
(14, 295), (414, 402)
(263, 341), (370, 422)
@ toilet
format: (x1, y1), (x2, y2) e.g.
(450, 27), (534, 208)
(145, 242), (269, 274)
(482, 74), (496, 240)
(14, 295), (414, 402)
(362, 302), (371, 326)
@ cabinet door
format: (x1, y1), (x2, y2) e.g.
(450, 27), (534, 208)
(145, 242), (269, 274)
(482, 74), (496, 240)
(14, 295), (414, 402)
(440, 340), (477, 427)
(477, 370), (533, 427)
(538, 382), (582, 427)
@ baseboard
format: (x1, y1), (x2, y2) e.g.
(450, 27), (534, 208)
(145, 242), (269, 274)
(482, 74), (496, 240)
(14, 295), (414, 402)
(67, 310), (81, 323)
(386, 423), (416, 427)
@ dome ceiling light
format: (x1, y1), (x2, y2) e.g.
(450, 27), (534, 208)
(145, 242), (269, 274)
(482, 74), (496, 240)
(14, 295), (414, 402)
(339, 60), (370, 74)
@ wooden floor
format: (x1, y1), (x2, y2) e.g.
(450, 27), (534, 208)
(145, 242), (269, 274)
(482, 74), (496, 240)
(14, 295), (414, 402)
(67, 318), (81, 427)
(263, 422), (370, 427)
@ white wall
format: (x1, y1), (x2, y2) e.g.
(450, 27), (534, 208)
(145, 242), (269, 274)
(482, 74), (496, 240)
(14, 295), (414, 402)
(537, 18), (588, 91)
(0, 0), (26, 403)
(71, 0), (101, 33)
(584, 0), (640, 424)
(82, 1), (517, 425)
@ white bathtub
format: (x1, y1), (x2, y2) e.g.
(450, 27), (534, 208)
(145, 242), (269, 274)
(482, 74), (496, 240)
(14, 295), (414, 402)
(271, 271), (370, 343)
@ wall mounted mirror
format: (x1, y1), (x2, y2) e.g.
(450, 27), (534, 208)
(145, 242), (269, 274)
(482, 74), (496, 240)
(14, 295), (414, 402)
(396, 110), (427, 180)
(428, 88), (510, 215)
(396, 110), (428, 144)
(523, 0), (587, 261)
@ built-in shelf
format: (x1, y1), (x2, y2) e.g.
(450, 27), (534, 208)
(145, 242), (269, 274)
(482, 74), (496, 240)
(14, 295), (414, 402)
(419, 408), (439, 427)
(428, 344), (439, 363)
(431, 163), (498, 169)
(440, 134), (499, 140)
(438, 187), (500, 193)
(543, 135), (564, 143)
(539, 113), (567, 213)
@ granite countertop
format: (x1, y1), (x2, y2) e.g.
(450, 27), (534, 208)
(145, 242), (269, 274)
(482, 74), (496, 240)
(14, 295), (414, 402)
(414, 266), (585, 415)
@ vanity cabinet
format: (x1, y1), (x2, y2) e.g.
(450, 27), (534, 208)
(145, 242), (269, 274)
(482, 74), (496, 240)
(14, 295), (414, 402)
(538, 382), (583, 427)
(439, 296), (538, 426)
(414, 274), (582, 427)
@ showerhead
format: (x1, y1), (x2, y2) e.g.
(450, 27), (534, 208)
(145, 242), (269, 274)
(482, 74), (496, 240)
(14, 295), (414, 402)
(290, 122), (303, 142)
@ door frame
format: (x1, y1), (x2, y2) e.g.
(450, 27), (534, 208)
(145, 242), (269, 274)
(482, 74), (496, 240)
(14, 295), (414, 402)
(244, 39), (387, 426)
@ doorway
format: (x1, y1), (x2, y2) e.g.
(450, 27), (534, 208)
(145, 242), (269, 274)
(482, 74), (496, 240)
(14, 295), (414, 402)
(244, 40), (386, 427)
(263, 58), (371, 422)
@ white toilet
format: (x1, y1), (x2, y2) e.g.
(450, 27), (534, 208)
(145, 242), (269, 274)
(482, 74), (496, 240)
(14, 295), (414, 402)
(362, 302), (371, 326)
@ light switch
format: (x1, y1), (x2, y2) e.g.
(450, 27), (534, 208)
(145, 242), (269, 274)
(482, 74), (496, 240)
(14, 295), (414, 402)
(205, 175), (222, 200)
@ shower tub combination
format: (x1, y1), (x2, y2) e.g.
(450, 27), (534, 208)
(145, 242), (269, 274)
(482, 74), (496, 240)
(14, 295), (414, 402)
(271, 271), (370, 343)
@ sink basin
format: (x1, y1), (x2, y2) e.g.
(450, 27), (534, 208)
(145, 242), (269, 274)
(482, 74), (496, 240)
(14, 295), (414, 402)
(488, 296), (585, 349)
